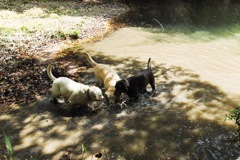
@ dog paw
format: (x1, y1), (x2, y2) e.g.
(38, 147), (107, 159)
(120, 101), (128, 108)
(114, 101), (127, 108)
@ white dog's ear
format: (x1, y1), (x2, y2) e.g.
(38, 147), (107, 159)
(89, 86), (103, 100)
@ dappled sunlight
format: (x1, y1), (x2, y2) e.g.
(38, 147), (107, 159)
(0, 0), (126, 76)
(126, 138), (145, 153)
(1, 63), (239, 159)
(114, 119), (127, 130)
(152, 65), (237, 126)
(23, 7), (46, 17)
(1, 22), (240, 159)
(0, 102), (90, 159)
(91, 123), (106, 130)
(16, 130), (45, 150)
(120, 129), (136, 136)
(84, 27), (240, 94)
(184, 103), (226, 122)
(0, 6), (111, 34)
(0, 10), (18, 19)
(0, 114), (12, 121)
(80, 30), (240, 158)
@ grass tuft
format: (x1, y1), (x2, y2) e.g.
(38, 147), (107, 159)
(3, 128), (13, 160)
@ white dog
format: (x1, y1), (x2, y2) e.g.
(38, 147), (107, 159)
(47, 64), (104, 105)
(83, 52), (121, 104)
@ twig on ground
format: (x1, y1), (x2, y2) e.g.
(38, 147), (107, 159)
(153, 18), (164, 32)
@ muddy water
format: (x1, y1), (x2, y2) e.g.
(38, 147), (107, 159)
(1, 27), (240, 160)
(81, 27), (240, 159)
(84, 27), (240, 95)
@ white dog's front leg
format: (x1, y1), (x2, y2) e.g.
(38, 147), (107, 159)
(51, 87), (61, 99)
(68, 94), (76, 104)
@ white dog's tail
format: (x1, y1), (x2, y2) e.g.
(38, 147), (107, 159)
(147, 58), (151, 69)
(47, 64), (56, 81)
(83, 52), (97, 67)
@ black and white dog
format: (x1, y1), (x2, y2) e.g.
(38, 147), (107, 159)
(114, 58), (155, 99)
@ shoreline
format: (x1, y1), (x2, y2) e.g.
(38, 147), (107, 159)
(0, 1), (126, 59)
(0, 0), (127, 106)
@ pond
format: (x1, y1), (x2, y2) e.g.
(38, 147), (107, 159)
(81, 26), (240, 159)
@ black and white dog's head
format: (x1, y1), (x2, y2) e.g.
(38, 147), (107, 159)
(114, 79), (129, 96)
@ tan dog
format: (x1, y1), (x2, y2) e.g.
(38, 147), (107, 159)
(83, 52), (120, 104)
(47, 64), (104, 105)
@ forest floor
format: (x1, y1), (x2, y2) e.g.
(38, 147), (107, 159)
(0, 0), (126, 108)
(0, 1), (127, 159)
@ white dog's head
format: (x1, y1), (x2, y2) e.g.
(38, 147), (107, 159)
(88, 86), (104, 101)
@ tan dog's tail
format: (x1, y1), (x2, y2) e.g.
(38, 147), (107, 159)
(47, 64), (56, 81)
(83, 52), (97, 67)
(147, 58), (151, 69)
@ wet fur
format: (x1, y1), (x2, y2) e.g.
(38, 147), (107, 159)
(114, 58), (155, 98)
(47, 64), (104, 105)
(83, 52), (121, 104)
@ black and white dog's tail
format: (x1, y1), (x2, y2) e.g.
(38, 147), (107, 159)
(147, 58), (151, 69)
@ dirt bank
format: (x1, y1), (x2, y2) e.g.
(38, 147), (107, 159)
(0, 0), (126, 107)
(116, 0), (240, 26)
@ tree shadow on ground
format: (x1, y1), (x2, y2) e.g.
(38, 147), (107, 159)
(0, 56), (49, 106)
(0, 49), (240, 159)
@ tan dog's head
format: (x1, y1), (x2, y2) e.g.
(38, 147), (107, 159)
(88, 86), (104, 101)
(104, 86), (119, 105)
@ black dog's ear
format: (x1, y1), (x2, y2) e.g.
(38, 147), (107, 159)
(123, 79), (129, 91)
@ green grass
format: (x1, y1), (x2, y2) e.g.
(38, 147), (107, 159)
(226, 106), (240, 144)
(0, 0), (123, 41)
(227, 106), (240, 126)
(0, 27), (17, 35)
(3, 128), (13, 160)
